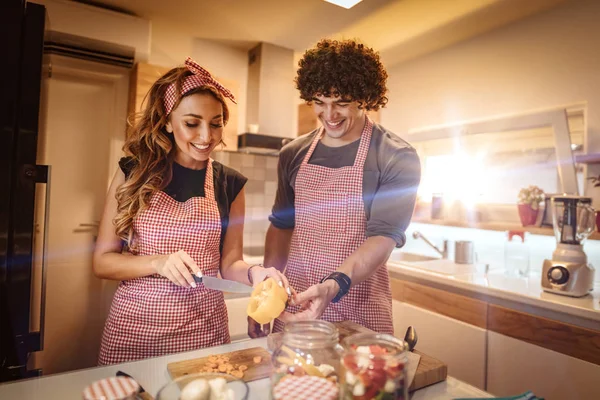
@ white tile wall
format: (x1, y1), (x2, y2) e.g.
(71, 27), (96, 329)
(216, 151), (278, 251)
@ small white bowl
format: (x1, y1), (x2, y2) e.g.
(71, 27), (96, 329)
(156, 372), (249, 400)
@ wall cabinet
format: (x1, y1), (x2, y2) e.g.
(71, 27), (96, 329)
(128, 62), (239, 150)
(487, 331), (600, 400)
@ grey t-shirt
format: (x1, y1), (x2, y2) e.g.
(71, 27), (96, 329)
(269, 122), (421, 247)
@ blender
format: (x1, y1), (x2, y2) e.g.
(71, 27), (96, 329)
(542, 195), (596, 297)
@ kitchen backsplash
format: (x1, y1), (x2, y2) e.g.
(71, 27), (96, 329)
(212, 150), (278, 251)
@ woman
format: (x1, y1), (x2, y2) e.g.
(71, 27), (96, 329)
(94, 58), (289, 365)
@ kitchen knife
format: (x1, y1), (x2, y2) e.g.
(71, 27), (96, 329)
(193, 273), (254, 294)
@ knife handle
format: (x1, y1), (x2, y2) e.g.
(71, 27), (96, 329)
(137, 392), (155, 400)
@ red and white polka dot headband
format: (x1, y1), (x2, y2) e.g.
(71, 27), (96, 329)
(163, 57), (237, 115)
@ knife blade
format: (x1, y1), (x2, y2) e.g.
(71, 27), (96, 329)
(193, 274), (254, 294)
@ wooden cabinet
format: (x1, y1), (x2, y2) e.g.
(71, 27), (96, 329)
(393, 300), (487, 390)
(390, 276), (600, 397)
(487, 331), (600, 399)
(128, 62), (239, 150)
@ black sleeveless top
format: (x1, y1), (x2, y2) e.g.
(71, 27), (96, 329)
(119, 157), (248, 252)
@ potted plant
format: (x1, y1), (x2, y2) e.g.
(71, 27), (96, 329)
(517, 185), (544, 226)
(587, 174), (600, 232)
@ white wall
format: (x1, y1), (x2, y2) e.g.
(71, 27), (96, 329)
(382, 0), (600, 205)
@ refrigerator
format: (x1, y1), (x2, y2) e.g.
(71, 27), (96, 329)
(0, 0), (48, 382)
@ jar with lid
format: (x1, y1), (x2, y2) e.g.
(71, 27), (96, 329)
(340, 333), (409, 400)
(271, 320), (342, 400)
(82, 376), (140, 400)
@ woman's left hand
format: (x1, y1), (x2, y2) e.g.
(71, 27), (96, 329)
(249, 266), (293, 297)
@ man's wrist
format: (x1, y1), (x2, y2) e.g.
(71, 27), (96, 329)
(320, 271), (352, 303)
(322, 279), (340, 299)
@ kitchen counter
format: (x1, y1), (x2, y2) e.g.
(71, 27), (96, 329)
(387, 257), (600, 330)
(0, 338), (491, 399)
(247, 251), (600, 329)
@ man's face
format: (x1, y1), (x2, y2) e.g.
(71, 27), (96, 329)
(312, 94), (366, 140)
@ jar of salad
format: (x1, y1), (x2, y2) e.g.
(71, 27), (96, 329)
(271, 320), (342, 400)
(340, 333), (409, 400)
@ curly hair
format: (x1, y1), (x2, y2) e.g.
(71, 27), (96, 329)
(295, 39), (388, 111)
(113, 66), (230, 247)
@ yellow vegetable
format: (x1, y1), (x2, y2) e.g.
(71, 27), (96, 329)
(246, 278), (288, 324)
(279, 346), (324, 377)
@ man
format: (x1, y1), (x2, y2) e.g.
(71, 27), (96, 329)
(248, 39), (421, 337)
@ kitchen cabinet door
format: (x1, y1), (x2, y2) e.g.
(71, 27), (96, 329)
(393, 302), (487, 390)
(487, 331), (600, 400)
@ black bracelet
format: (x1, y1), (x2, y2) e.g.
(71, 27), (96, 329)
(320, 272), (352, 303)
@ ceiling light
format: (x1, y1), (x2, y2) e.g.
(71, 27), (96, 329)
(324, 0), (363, 9)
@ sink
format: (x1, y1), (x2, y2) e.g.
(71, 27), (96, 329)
(387, 252), (439, 263)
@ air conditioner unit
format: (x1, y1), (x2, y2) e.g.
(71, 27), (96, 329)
(34, 0), (151, 67)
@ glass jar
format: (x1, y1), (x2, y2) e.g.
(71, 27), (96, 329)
(82, 377), (139, 400)
(271, 320), (342, 400)
(340, 333), (409, 400)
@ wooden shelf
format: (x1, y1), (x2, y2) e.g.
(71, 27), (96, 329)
(574, 153), (600, 164)
(411, 218), (600, 241)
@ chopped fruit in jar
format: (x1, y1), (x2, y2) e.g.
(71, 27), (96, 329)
(278, 346), (324, 377)
(253, 356), (263, 364)
(247, 278), (288, 324)
(352, 381), (365, 397)
(342, 344), (406, 400)
(317, 363), (335, 377)
(384, 379), (396, 393)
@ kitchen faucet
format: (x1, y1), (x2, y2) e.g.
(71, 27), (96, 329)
(412, 231), (449, 259)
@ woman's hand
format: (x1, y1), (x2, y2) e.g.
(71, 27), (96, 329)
(153, 250), (200, 287)
(249, 266), (292, 295)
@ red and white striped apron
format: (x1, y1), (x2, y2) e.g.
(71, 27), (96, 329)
(98, 159), (229, 365)
(274, 119), (393, 334)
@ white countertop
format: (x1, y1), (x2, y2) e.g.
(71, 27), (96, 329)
(0, 338), (491, 399)
(387, 257), (600, 329)
(248, 251), (600, 329)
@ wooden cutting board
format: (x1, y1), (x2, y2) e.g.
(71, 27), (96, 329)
(168, 347), (271, 383)
(168, 321), (447, 391)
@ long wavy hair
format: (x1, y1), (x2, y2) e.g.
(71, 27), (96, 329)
(113, 66), (230, 247)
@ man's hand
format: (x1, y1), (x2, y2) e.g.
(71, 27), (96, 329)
(247, 316), (270, 338)
(279, 280), (339, 322)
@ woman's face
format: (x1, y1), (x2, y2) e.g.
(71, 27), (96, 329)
(166, 92), (224, 170)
